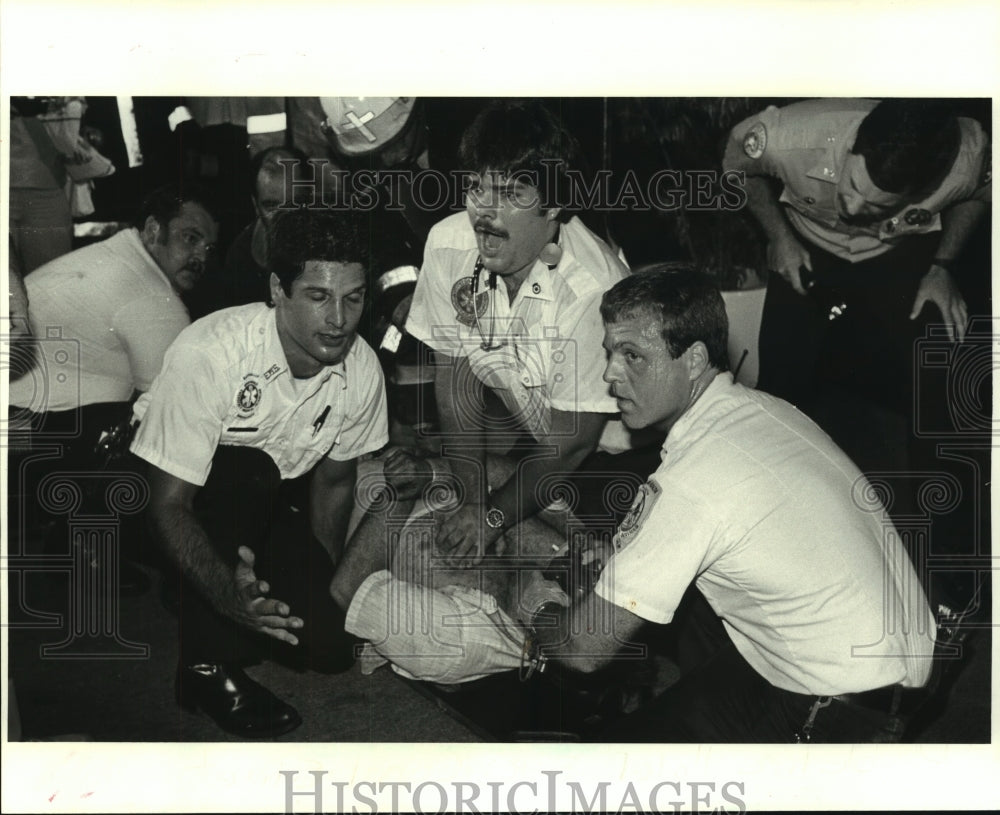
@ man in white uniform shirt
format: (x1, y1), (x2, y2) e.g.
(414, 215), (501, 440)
(528, 266), (936, 742)
(331, 101), (660, 686)
(10, 183), (217, 450)
(131, 209), (388, 737)
(8, 184), (217, 596)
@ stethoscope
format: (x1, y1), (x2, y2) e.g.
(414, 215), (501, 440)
(471, 256), (505, 351)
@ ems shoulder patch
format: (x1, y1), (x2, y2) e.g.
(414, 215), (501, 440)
(743, 122), (767, 160)
(614, 478), (662, 551)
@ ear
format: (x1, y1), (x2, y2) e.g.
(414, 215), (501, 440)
(140, 215), (161, 246)
(544, 206), (563, 223)
(685, 341), (710, 381)
(269, 272), (284, 305)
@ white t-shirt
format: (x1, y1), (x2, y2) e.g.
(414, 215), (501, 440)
(595, 373), (936, 696)
(131, 303), (388, 486)
(10, 228), (190, 412)
(406, 212), (634, 452)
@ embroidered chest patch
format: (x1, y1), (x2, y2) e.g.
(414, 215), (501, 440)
(451, 276), (489, 328)
(235, 376), (263, 418)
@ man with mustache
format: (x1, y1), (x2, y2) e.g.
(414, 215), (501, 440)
(723, 98), (990, 411)
(331, 101), (661, 687)
(9, 184), (218, 596)
(10, 183), (217, 424)
(131, 208), (388, 737)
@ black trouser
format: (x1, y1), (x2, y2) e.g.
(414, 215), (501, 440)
(596, 593), (907, 744)
(756, 235), (940, 416)
(8, 402), (144, 554)
(756, 235), (991, 615)
(176, 446), (354, 674)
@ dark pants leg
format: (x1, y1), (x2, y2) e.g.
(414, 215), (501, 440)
(596, 636), (904, 743)
(177, 446), (353, 673)
(756, 236), (938, 416)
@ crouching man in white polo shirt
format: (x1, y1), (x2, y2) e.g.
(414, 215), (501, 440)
(532, 266), (937, 742)
(130, 208), (388, 737)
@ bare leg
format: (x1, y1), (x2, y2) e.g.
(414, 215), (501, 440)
(329, 487), (416, 610)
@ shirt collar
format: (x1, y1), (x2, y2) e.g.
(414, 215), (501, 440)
(518, 260), (556, 303)
(804, 120), (859, 186)
(664, 371), (733, 451)
(263, 308), (348, 391)
(125, 227), (180, 294)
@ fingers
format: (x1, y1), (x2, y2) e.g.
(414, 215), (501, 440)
(243, 579), (270, 601)
(787, 266), (808, 296)
(953, 297), (969, 343)
(237, 545), (256, 567)
(252, 595), (294, 617)
(255, 611), (303, 631)
(259, 626), (301, 646)
(909, 287), (928, 321)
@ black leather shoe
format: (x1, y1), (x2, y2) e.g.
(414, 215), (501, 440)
(176, 663), (302, 738)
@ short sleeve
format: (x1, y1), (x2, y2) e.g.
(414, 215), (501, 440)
(723, 105), (785, 178)
(328, 350), (389, 462)
(548, 290), (617, 414)
(112, 294), (190, 392)
(129, 340), (228, 486)
(593, 475), (715, 624)
(405, 231), (467, 358)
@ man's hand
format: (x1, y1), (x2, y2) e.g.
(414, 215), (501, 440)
(767, 233), (812, 295)
(434, 504), (505, 566)
(910, 265), (968, 342)
(382, 447), (432, 500)
(231, 546), (304, 645)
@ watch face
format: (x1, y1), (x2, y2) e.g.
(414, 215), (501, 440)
(485, 507), (504, 529)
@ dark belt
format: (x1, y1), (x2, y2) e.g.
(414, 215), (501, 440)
(832, 683), (929, 717)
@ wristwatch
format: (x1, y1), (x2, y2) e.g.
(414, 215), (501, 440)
(485, 507), (505, 530)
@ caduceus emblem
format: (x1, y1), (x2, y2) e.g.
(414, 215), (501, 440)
(451, 276), (489, 328)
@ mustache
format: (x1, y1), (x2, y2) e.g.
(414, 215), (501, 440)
(474, 220), (508, 239)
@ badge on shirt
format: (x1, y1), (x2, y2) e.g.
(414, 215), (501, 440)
(235, 376), (262, 418)
(743, 122), (767, 159)
(613, 478), (661, 552)
(451, 276), (489, 328)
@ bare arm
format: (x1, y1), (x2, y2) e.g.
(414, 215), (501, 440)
(433, 351), (490, 504)
(146, 464), (303, 643)
(488, 408), (605, 536)
(533, 589), (647, 674)
(309, 455), (358, 567)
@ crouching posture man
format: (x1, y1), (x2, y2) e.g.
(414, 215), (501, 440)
(131, 209), (388, 737)
(333, 265), (937, 742)
(534, 266), (936, 742)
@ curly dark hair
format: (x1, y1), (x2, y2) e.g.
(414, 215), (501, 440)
(267, 208), (370, 296)
(458, 100), (581, 215)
